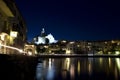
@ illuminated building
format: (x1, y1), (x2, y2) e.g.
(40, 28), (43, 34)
(24, 43), (37, 55)
(0, 0), (27, 54)
(33, 28), (57, 45)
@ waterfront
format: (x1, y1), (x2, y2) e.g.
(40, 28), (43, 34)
(36, 57), (120, 80)
(1, 54), (120, 80)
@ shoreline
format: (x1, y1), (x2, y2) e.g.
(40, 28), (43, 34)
(0, 54), (120, 58)
(36, 54), (120, 58)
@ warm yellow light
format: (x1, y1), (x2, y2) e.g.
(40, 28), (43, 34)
(66, 50), (71, 54)
(10, 31), (18, 37)
(0, 33), (8, 41)
(115, 58), (120, 71)
(28, 51), (32, 55)
(44, 46), (48, 48)
(18, 49), (23, 53)
(62, 40), (66, 43)
(70, 42), (74, 44)
(66, 58), (70, 71)
(77, 45), (80, 47)
(111, 40), (115, 43)
(77, 61), (80, 74)
(0, 44), (24, 53)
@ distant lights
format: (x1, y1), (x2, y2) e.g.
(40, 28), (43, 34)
(69, 42), (75, 44)
(62, 40), (66, 43)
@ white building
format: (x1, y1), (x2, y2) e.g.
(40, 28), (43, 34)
(33, 28), (57, 45)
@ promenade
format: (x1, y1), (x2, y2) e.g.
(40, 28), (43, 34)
(36, 54), (120, 58)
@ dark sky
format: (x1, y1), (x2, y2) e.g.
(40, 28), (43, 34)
(15, 0), (120, 41)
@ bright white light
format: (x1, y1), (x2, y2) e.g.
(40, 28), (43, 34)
(115, 58), (120, 71)
(45, 33), (57, 44)
(28, 51), (32, 55)
(10, 31), (18, 37)
(66, 49), (71, 54)
(115, 51), (120, 55)
(18, 49), (23, 53)
(0, 33), (8, 41)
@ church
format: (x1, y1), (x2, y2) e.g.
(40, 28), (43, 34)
(33, 28), (57, 44)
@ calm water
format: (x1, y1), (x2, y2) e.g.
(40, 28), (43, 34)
(1, 56), (120, 80)
(36, 57), (120, 80)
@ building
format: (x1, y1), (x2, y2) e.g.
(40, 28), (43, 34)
(0, 0), (27, 54)
(33, 28), (57, 45)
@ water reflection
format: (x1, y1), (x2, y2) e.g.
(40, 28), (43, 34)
(115, 58), (120, 72)
(47, 58), (55, 80)
(36, 58), (120, 80)
(77, 61), (80, 75)
(63, 58), (70, 71)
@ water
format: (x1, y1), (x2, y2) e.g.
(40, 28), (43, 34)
(36, 58), (120, 80)
(1, 56), (120, 80)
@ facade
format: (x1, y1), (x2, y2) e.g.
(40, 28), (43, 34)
(0, 0), (27, 54)
(24, 43), (36, 55)
(33, 28), (57, 45)
(35, 40), (120, 55)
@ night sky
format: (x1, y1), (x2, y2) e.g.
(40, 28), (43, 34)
(15, 0), (120, 41)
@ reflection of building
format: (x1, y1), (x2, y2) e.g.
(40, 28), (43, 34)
(0, 0), (27, 54)
(33, 28), (57, 45)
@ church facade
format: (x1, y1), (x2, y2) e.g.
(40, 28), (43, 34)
(33, 28), (57, 45)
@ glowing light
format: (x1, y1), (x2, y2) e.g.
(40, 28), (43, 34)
(10, 31), (18, 37)
(66, 49), (71, 54)
(115, 58), (120, 72)
(45, 33), (57, 43)
(88, 63), (92, 75)
(66, 58), (70, 71)
(77, 45), (80, 47)
(108, 58), (111, 68)
(99, 58), (103, 65)
(69, 42), (74, 44)
(62, 40), (66, 43)
(49, 58), (52, 69)
(0, 33), (8, 41)
(34, 28), (57, 44)
(19, 49), (23, 53)
(28, 51), (32, 55)
(77, 61), (80, 74)
(44, 46), (48, 48)
(111, 40), (115, 43)
(0, 44), (24, 53)
(115, 51), (120, 55)
(47, 58), (55, 80)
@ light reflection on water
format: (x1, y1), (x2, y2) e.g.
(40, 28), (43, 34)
(36, 58), (120, 80)
(115, 58), (120, 72)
